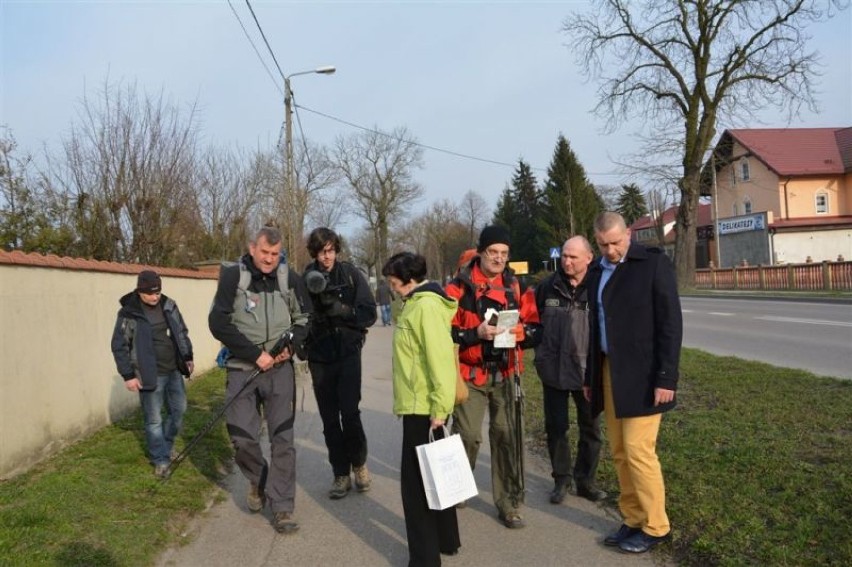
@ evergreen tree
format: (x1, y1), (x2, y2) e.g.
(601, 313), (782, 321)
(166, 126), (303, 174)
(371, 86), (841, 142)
(492, 159), (545, 266)
(616, 183), (649, 226)
(541, 135), (602, 245)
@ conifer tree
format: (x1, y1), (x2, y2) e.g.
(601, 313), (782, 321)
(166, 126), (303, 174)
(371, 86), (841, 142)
(616, 183), (649, 226)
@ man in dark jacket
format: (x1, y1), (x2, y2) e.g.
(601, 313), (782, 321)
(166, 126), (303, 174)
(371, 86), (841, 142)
(303, 227), (377, 500)
(584, 212), (682, 554)
(208, 226), (311, 534)
(111, 270), (194, 479)
(534, 236), (606, 505)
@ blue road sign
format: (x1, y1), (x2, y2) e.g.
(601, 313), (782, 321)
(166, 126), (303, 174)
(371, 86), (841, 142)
(549, 247), (560, 259)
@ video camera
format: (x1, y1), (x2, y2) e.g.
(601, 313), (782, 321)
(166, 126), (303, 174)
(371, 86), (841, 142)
(269, 330), (295, 358)
(305, 269), (346, 308)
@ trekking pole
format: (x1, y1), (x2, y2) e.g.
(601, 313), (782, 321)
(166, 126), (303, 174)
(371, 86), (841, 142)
(164, 331), (294, 479)
(512, 345), (526, 494)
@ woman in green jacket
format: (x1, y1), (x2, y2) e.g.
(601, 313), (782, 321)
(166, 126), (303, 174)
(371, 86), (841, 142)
(382, 252), (460, 567)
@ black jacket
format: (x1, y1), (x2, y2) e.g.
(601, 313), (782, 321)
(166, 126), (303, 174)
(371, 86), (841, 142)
(533, 267), (590, 391)
(584, 244), (682, 418)
(111, 292), (193, 390)
(303, 260), (377, 362)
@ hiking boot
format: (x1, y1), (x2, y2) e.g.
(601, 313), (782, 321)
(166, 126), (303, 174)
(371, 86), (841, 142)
(272, 511), (300, 534)
(549, 479), (571, 504)
(247, 483), (264, 513)
(154, 463), (171, 479)
(329, 475), (352, 499)
(576, 484), (608, 502)
(353, 464), (372, 492)
(500, 510), (525, 529)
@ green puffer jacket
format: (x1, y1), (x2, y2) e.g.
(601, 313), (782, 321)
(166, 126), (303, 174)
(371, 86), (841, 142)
(392, 281), (458, 419)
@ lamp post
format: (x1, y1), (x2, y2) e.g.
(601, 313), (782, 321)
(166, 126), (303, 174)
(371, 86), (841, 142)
(283, 65), (335, 267)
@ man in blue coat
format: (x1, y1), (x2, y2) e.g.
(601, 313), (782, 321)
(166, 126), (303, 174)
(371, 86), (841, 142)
(583, 212), (682, 554)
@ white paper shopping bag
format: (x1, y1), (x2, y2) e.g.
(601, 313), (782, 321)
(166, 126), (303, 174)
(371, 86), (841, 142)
(416, 425), (478, 510)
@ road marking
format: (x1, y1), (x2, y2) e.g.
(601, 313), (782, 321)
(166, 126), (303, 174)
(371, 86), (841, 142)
(708, 312), (734, 316)
(681, 309), (693, 313)
(756, 316), (852, 328)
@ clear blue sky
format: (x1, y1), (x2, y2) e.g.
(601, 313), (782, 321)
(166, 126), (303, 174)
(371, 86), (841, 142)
(2, 1), (850, 228)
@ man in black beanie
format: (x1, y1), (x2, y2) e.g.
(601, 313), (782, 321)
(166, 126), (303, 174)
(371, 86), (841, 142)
(446, 225), (541, 528)
(111, 270), (194, 478)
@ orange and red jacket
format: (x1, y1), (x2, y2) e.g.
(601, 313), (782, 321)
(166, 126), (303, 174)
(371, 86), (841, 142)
(445, 258), (541, 387)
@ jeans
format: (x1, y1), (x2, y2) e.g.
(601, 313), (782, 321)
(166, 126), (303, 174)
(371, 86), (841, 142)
(380, 304), (392, 326)
(139, 370), (187, 466)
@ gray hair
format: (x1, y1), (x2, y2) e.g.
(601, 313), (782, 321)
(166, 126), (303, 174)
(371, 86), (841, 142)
(564, 235), (594, 254)
(253, 226), (282, 246)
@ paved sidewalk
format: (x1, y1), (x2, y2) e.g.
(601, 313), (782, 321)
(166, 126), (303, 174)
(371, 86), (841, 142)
(157, 325), (665, 566)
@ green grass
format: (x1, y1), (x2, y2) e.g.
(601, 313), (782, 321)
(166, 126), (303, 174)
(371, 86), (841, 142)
(0, 369), (234, 567)
(4, 355), (851, 566)
(522, 348), (852, 566)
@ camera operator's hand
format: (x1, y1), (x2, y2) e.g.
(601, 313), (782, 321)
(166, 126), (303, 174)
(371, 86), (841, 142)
(256, 351), (275, 372)
(327, 300), (351, 319)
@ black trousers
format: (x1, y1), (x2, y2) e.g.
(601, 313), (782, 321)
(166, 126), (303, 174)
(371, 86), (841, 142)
(309, 351), (368, 477)
(542, 384), (602, 488)
(401, 415), (461, 567)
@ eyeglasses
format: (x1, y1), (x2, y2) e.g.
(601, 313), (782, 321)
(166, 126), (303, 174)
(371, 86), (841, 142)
(482, 249), (509, 262)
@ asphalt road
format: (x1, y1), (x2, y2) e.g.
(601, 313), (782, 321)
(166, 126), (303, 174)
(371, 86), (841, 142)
(681, 296), (852, 380)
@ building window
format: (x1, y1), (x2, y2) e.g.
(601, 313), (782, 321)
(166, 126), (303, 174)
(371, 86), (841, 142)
(740, 158), (750, 181)
(730, 167), (737, 186)
(732, 202), (738, 216)
(743, 197), (752, 214)
(815, 192), (828, 214)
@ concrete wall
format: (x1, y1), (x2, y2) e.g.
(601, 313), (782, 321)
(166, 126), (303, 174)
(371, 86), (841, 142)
(0, 262), (220, 479)
(773, 228), (852, 264)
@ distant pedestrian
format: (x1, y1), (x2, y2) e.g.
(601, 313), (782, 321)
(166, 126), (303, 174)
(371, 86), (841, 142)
(584, 211), (681, 553)
(375, 278), (393, 326)
(111, 270), (194, 479)
(383, 251), (461, 565)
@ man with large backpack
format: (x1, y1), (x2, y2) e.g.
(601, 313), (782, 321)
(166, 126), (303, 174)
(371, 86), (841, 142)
(447, 225), (541, 529)
(208, 226), (311, 534)
(303, 227), (377, 500)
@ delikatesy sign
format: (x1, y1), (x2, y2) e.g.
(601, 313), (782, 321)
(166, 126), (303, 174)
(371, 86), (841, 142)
(717, 214), (765, 235)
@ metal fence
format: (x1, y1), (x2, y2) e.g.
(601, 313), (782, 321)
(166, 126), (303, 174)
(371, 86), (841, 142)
(695, 261), (852, 291)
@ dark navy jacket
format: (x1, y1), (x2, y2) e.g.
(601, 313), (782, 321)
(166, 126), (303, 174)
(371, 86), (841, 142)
(584, 244), (682, 418)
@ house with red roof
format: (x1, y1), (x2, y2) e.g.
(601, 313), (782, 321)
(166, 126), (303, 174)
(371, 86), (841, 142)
(709, 128), (852, 265)
(629, 203), (715, 267)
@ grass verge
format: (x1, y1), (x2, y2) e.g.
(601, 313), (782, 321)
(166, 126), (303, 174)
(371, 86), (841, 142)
(523, 347), (852, 566)
(0, 369), (233, 567)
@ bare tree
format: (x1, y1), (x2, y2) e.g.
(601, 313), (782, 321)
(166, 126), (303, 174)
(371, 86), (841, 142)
(458, 190), (490, 247)
(46, 80), (200, 264)
(334, 126), (424, 273)
(564, 0), (843, 286)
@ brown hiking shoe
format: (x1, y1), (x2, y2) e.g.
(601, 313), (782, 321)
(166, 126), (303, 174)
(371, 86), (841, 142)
(247, 483), (264, 513)
(273, 511), (299, 534)
(353, 464), (372, 492)
(329, 475), (352, 499)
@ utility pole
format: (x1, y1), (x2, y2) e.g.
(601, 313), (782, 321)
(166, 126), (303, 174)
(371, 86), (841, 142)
(711, 152), (722, 268)
(282, 66), (335, 270)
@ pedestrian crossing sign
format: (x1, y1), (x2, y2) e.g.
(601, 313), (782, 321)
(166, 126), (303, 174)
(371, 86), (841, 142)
(549, 247), (560, 259)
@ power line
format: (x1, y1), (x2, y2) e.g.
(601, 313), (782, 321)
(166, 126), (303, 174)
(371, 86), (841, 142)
(291, 92), (317, 187)
(226, 0), (284, 98)
(296, 103), (545, 172)
(244, 0), (287, 82)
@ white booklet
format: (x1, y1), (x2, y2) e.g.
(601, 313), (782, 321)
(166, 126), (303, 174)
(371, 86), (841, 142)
(484, 308), (520, 348)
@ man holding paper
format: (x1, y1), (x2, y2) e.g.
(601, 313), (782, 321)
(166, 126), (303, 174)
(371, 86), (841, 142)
(446, 225), (541, 529)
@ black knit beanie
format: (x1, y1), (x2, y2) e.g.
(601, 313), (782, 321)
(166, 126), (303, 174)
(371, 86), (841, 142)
(477, 225), (511, 252)
(136, 270), (162, 293)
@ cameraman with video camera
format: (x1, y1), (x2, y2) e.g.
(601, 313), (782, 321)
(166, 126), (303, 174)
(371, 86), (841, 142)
(208, 226), (311, 534)
(303, 227), (377, 500)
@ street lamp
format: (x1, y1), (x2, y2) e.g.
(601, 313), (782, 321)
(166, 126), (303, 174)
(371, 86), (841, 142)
(283, 65), (335, 267)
